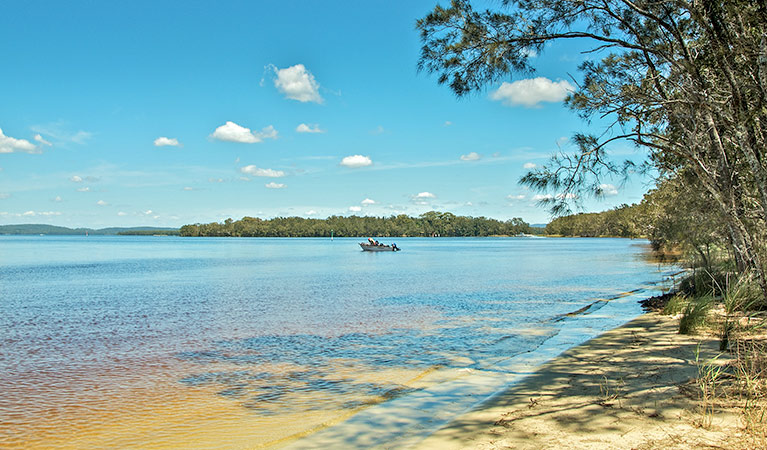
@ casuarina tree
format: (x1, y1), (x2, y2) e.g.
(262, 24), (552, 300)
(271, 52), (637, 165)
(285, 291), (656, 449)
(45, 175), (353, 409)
(418, 0), (767, 291)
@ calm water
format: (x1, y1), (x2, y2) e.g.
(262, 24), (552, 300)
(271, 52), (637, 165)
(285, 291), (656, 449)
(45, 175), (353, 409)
(0, 236), (671, 448)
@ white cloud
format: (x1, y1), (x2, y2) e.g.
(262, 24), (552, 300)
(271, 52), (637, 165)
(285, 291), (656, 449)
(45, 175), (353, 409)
(258, 125), (278, 140)
(556, 136), (569, 147)
(53, 195), (62, 202)
(444, 121), (453, 127)
(29, 123), (92, 145)
(411, 192), (437, 205)
(523, 162), (537, 169)
(71, 175), (98, 183)
(0, 128), (38, 154)
(507, 194), (526, 200)
(348, 206), (362, 212)
(77, 187), (90, 192)
(460, 152), (481, 161)
(361, 198), (376, 205)
(183, 187), (194, 191)
(17, 210), (62, 217)
(534, 192), (577, 201)
(265, 182), (286, 189)
(71, 131), (91, 144)
(0, 193), (9, 199)
(240, 165), (286, 178)
(210, 121), (278, 144)
(305, 210), (317, 216)
(209, 178), (225, 183)
(117, 211), (128, 216)
(296, 123), (325, 133)
(154, 136), (180, 147)
(340, 155), (372, 168)
(370, 125), (385, 135)
(599, 183), (619, 196)
(144, 210), (153, 215)
(96, 200), (108, 206)
(34, 134), (52, 146)
(273, 64), (323, 103)
(490, 77), (575, 107)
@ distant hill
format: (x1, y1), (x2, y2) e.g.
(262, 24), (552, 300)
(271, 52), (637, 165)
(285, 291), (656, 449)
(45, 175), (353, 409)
(0, 224), (179, 236)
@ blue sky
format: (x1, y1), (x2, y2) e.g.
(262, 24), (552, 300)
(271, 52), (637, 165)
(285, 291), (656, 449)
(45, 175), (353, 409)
(0, 1), (652, 228)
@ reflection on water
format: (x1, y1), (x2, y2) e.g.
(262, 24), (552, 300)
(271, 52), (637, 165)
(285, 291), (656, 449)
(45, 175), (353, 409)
(0, 236), (673, 448)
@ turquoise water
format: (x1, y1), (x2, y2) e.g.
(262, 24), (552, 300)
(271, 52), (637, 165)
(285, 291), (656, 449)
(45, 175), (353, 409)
(0, 236), (672, 447)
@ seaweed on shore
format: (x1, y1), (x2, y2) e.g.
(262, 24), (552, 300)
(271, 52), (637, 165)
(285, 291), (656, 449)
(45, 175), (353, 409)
(639, 292), (677, 311)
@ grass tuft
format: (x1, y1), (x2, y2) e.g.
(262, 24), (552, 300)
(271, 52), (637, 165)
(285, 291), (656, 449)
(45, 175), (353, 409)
(679, 295), (714, 335)
(662, 294), (689, 315)
(694, 345), (724, 429)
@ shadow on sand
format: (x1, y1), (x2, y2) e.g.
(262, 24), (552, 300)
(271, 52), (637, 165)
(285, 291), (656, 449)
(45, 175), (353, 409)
(411, 313), (734, 450)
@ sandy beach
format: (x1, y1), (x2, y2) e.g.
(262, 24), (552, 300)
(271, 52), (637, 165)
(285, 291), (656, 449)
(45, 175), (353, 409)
(413, 312), (747, 450)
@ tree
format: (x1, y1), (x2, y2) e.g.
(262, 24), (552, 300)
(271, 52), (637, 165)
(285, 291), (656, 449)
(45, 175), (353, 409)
(417, 0), (767, 291)
(641, 173), (727, 269)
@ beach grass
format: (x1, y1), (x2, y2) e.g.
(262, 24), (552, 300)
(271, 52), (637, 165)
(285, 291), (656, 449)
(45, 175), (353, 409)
(661, 293), (689, 315)
(678, 294), (714, 335)
(676, 269), (767, 448)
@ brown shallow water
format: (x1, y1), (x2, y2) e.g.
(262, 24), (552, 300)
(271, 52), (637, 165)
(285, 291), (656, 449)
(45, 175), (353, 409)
(1, 354), (437, 449)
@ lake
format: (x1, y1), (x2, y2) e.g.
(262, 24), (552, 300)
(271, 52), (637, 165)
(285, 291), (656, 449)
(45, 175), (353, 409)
(0, 236), (673, 448)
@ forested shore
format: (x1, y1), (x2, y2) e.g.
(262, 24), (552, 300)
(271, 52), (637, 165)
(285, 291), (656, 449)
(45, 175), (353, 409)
(179, 211), (533, 237)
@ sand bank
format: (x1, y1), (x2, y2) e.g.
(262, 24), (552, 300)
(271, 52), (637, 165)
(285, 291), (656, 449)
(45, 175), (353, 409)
(414, 312), (744, 450)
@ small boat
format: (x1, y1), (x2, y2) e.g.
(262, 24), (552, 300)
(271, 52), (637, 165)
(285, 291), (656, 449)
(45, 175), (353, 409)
(359, 242), (401, 252)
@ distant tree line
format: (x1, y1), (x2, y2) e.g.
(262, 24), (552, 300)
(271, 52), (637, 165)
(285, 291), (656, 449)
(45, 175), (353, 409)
(179, 211), (532, 237)
(547, 174), (730, 270)
(545, 204), (645, 239)
(117, 229), (180, 236)
(0, 224), (179, 236)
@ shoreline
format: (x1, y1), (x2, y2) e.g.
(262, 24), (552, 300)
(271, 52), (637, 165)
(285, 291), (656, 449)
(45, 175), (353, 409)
(413, 312), (741, 450)
(280, 310), (747, 450)
(277, 291), (672, 449)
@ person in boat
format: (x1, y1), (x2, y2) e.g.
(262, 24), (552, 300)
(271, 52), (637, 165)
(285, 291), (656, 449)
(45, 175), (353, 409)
(368, 238), (375, 245)
(392, 243), (398, 251)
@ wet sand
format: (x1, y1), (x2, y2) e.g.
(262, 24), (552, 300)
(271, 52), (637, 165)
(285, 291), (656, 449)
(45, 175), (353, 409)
(414, 312), (744, 450)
